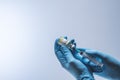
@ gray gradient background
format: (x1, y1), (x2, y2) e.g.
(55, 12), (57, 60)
(0, 0), (120, 80)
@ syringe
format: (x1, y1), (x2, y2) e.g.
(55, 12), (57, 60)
(58, 37), (104, 72)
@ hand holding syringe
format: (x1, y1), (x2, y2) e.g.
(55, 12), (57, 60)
(58, 37), (104, 72)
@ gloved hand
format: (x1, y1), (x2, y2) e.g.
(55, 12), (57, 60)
(54, 37), (94, 80)
(62, 37), (120, 80)
(77, 48), (120, 79)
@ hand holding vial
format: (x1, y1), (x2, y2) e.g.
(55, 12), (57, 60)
(54, 36), (120, 80)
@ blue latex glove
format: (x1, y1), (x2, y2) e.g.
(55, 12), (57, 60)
(54, 38), (94, 80)
(77, 48), (120, 79)
(67, 38), (120, 79)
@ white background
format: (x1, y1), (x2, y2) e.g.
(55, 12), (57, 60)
(0, 0), (120, 80)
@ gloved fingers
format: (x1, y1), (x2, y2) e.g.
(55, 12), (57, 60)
(72, 48), (88, 60)
(81, 50), (104, 72)
(54, 38), (75, 68)
(54, 38), (94, 79)
(82, 50), (103, 65)
(54, 38), (74, 60)
(54, 39), (68, 67)
(55, 51), (67, 65)
(60, 45), (75, 62)
(73, 48), (104, 72)
(68, 59), (94, 79)
(54, 39), (61, 53)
